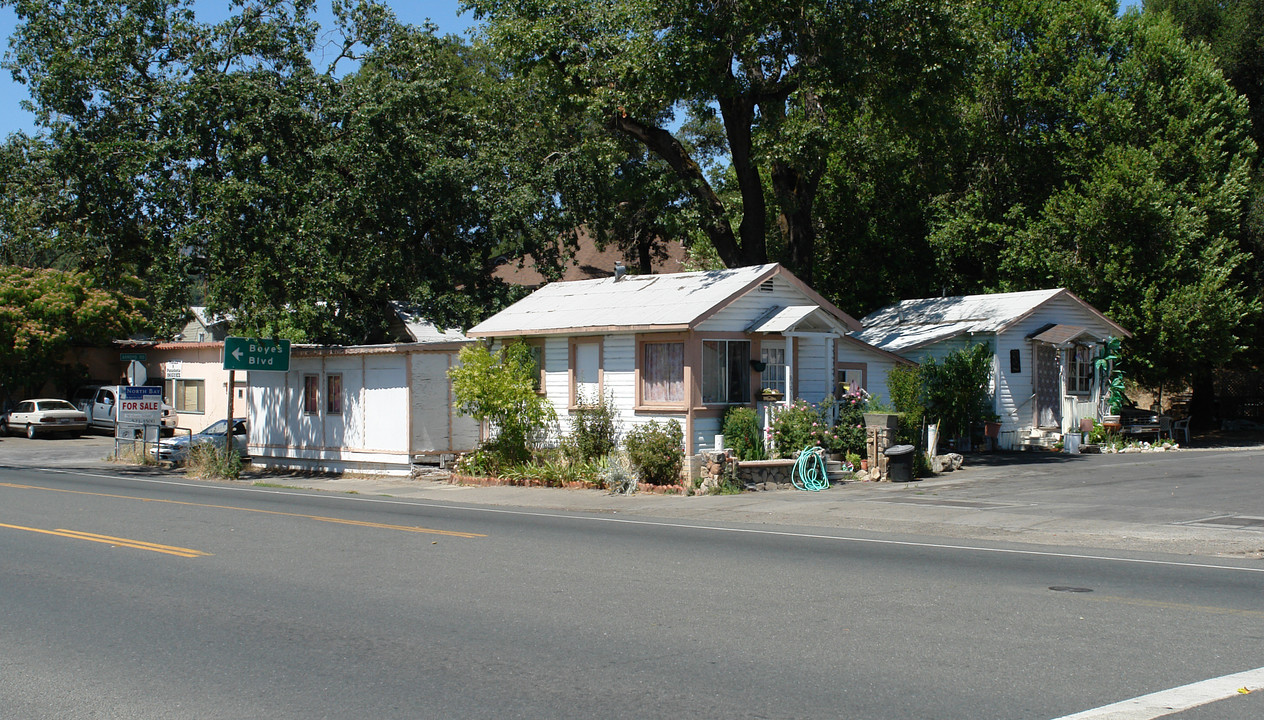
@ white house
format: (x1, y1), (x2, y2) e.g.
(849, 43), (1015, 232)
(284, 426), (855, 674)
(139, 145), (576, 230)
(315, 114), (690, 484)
(852, 288), (1130, 448)
(248, 331), (479, 476)
(466, 263), (909, 457)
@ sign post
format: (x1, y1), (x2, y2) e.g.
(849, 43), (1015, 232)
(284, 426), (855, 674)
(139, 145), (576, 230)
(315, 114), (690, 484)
(222, 337), (291, 455)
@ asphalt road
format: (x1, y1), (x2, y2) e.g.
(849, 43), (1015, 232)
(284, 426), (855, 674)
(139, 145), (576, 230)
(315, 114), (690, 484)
(1, 451), (1262, 719)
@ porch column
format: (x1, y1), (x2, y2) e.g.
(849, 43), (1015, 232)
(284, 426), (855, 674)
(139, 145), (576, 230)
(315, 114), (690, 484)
(784, 335), (794, 403)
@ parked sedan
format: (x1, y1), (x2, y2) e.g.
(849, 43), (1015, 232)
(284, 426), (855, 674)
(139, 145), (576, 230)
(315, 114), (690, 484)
(1, 399), (89, 438)
(152, 418), (248, 463)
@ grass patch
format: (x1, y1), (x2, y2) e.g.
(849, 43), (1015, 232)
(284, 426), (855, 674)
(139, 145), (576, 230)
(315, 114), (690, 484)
(185, 443), (242, 480)
(110, 442), (157, 466)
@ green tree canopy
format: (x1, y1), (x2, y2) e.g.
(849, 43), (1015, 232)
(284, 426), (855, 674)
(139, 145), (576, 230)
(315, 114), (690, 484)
(0, 265), (147, 399)
(928, 0), (1259, 390)
(0, 0), (545, 342)
(465, 0), (968, 284)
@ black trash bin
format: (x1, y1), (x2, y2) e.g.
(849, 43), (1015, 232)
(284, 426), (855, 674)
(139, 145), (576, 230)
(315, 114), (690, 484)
(884, 444), (916, 482)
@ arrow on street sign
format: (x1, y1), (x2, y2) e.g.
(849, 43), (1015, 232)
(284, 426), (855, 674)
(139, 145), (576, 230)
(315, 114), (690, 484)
(223, 337), (291, 372)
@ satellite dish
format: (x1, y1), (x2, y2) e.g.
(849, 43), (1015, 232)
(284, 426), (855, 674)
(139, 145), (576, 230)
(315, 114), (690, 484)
(126, 360), (147, 386)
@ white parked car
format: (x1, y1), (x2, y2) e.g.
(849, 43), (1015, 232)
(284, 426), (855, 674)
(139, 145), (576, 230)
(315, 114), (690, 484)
(152, 418), (249, 463)
(2, 399), (89, 438)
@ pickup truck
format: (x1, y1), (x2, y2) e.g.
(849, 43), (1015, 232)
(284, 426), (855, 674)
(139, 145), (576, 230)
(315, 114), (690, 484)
(72, 384), (177, 436)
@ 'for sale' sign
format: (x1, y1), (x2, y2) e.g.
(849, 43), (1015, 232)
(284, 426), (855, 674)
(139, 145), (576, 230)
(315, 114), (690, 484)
(120, 385), (163, 425)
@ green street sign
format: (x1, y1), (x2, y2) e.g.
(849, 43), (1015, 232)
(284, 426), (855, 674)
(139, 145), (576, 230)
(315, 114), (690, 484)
(120, 352), (147, 362)
(223, 337), (291, 372)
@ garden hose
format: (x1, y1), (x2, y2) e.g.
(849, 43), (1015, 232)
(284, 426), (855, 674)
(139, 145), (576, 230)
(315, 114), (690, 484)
(792, 447), (831, 492)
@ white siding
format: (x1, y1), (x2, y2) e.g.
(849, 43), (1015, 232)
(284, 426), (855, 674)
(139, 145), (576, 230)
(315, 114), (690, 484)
(794, 335), (831, 402)
(697, 276), (811, 332)
(250, 346), (470, 475)
(323, 356), (364, 450)
(364, 360), (408, 452)
(411, 352), (478, 454)
(994, 294), (1121, 433)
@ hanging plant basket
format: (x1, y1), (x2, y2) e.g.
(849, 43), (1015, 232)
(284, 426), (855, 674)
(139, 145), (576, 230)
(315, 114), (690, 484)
(750, 359), (768, 372)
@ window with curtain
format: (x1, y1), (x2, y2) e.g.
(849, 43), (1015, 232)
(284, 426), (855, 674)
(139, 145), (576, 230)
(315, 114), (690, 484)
(641, 341), (684, 403)
(702, 340), (751, 404)
(303, 374), (320, 414)
(326, 374), (342, 414)
(169, 379), (204, 413)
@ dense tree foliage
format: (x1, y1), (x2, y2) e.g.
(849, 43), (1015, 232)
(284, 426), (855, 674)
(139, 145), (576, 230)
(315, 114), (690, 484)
(929, 0), (1258, 390)
(1, 0), (546, 342)
(1, 0), (1261, 396)
(465, 0), (967, 284)
(0, 265), (147, 400)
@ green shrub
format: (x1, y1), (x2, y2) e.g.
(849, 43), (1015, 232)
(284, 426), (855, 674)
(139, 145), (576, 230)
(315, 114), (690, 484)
(920, 342), (997, 441)
(450, 341), (557, 465)
(454, 448), (502, 477)
(769, 399), (842, 458)
(567, 392), (620, 461)
(722, 406), (766, 460)
(624, 419), (684, 485)
(832, 389), (869, 456)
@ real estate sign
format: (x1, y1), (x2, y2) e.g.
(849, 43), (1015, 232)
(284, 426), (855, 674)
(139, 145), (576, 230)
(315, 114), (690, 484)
(119, 385), (163, 425)
(223, 337), (291, 372)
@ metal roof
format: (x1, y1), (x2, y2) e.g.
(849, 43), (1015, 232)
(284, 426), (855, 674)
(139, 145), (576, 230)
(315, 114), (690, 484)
(853, 288), (1129, 352)
(746, 305), (845, 334)
(389, 302), (471, 344)
(468, 264), (786, 336)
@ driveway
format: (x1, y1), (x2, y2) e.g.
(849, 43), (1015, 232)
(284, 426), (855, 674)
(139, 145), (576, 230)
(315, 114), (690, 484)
(0, 432), (119, 468)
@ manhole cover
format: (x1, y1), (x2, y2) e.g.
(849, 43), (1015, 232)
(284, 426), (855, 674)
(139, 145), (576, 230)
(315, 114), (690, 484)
(1049, 586), (1093, 593)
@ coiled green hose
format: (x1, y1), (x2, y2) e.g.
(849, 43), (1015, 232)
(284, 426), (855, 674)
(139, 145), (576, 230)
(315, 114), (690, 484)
(792, 447), (830, 492)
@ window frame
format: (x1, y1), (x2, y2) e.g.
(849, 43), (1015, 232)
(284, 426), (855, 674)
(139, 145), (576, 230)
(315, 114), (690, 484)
(636, 335), (687, 409)
(168, 379), (205, 414)
(1067, 344), (1095, 396)
(302, 374), (320, 415)
(760, 345), (787, 397)
(569, 338), (604, 409)
(701, 338), (752, 405)
(326, 373), (343, 415)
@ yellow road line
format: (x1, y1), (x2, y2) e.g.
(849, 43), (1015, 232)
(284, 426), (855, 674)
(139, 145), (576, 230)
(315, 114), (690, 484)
(0, 521), (210, 558)
(0, 481), (486, 538)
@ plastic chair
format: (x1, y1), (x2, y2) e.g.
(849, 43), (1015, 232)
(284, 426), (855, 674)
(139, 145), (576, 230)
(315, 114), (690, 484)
(1170, 416), (1192, 445)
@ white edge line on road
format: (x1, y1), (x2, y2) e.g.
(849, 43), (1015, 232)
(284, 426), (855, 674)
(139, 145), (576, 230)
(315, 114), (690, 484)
(23, 466), (1264, 575)
(1051, 666), (1264, 719)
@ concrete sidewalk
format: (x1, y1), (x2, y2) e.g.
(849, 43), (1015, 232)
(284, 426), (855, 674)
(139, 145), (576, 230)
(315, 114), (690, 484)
(250, 446), (1264, 561)
(7, 433), (1262, 560)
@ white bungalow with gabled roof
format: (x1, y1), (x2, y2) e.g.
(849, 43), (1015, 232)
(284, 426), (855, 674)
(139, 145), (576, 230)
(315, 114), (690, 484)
(466, 263), (911, 461)
(853, 288), (1131, 448)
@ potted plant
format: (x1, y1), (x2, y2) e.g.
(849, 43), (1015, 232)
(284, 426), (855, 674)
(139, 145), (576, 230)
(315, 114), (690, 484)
(863, 400), (900, 431)
(760, 388), (784, 401)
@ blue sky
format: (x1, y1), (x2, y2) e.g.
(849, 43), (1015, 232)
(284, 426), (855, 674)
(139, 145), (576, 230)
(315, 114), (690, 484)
(0, 1), (480, 138)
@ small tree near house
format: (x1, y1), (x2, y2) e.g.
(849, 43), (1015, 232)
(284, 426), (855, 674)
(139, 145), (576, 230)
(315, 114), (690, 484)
(449, 342), (557, 465)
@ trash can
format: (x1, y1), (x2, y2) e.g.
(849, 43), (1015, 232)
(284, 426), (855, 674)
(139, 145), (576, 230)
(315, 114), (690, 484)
(884, 444), (916, 482)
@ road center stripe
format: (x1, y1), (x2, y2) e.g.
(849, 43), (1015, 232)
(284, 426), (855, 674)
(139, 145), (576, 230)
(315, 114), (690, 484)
(1051, 666), (1264, 719)
(0, 521), (210, 558)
